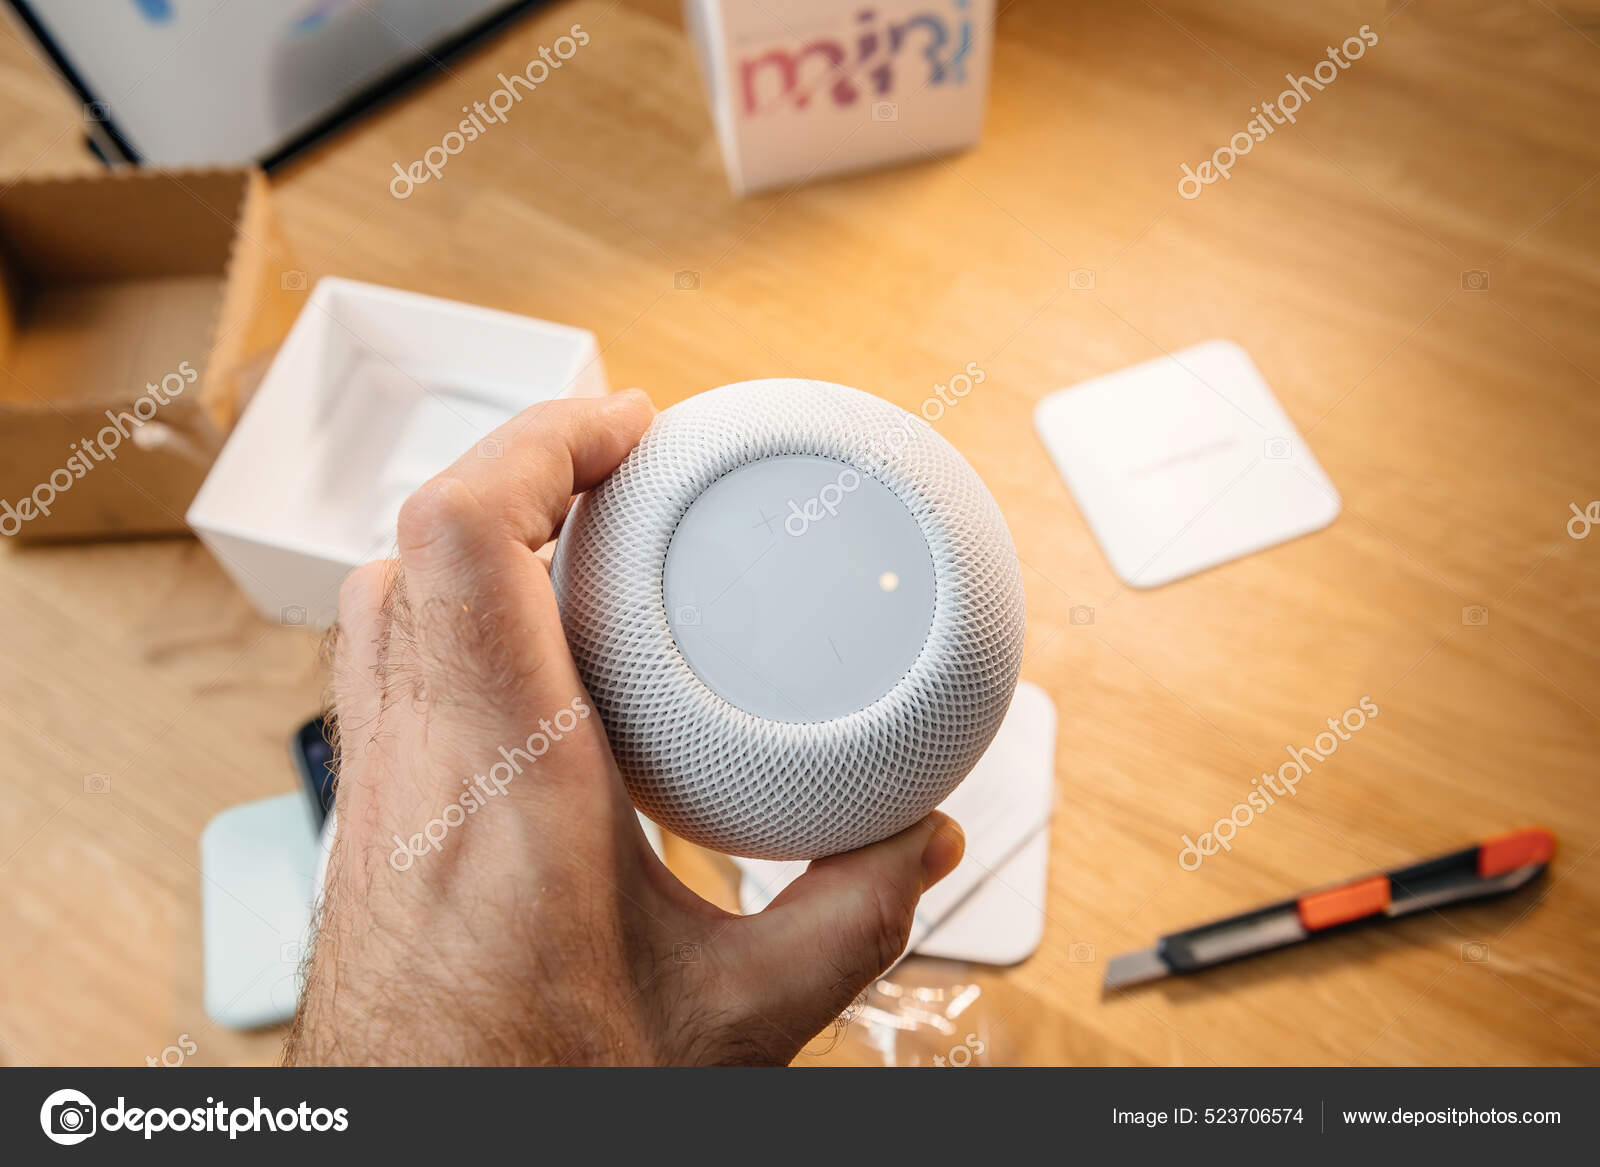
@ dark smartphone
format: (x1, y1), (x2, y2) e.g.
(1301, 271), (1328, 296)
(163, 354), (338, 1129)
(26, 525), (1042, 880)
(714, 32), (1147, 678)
(292, 714), (338, 827)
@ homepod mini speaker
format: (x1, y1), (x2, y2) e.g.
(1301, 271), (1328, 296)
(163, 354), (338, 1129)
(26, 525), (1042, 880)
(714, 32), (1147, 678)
(550, 379), (1025, 860)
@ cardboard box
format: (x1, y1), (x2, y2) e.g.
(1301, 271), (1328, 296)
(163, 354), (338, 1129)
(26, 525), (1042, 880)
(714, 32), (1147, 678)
(685, 0), (995, 195)
(187, 277), (609, 628)
(0, 168), (298, 541)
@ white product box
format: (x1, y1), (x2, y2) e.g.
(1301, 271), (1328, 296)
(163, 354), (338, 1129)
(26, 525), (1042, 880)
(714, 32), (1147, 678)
(685, 0), (995, 195)
(187, 278), (607, 627)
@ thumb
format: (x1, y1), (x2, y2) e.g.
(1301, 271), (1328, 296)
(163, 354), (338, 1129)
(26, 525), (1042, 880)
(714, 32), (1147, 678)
(729, 813), (965, 1047)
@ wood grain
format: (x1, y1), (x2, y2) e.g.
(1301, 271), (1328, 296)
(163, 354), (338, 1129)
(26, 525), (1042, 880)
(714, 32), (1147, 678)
(0, 0), (1595, 1066)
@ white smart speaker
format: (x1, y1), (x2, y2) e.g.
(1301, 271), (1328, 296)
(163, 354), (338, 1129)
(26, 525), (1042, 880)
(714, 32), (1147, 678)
(551, 379), (1026, 860)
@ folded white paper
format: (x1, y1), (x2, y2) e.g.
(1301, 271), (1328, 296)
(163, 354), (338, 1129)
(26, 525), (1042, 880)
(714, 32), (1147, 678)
(736, 679), (1057, 966)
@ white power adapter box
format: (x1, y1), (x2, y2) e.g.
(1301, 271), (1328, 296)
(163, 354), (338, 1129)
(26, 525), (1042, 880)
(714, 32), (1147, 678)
(187, 278), (607, 627)
(685, 0), (995, 195)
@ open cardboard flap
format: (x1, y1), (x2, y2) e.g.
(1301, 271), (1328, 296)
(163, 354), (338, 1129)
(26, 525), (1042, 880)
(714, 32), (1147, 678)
(0, 168), (299, 541)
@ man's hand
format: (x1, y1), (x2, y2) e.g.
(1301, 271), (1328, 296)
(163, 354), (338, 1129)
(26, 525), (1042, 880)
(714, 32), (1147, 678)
(285, 389), (964, 1066)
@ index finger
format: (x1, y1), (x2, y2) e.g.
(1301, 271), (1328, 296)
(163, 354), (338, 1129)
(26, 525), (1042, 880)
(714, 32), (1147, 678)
(396, 389), (655, 604)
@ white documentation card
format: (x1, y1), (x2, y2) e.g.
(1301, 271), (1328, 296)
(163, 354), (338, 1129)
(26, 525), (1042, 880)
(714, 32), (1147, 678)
(201, 793), (322, 1030)
(1034, 340), (1340, 588)
(735, 680), (1057, 966)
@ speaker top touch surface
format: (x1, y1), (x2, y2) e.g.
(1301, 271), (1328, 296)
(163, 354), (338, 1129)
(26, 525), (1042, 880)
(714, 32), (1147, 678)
(551, 379), (1026, 860)
(662, 453), (937, 722)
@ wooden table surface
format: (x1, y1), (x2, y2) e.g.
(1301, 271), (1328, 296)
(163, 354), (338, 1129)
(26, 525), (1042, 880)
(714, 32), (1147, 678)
(2, 0), (1596, 1067)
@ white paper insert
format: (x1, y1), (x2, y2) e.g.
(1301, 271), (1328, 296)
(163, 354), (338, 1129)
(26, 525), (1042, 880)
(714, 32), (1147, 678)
(1033, 339), (1340, 588)
(736, 680), (1057, 966)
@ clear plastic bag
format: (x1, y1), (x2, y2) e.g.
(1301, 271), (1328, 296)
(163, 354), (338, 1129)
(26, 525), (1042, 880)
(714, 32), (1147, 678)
(802, 960), (1010, 1067)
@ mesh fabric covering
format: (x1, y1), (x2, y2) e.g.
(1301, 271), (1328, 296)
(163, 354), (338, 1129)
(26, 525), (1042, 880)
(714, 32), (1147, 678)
(550, 380), (1026, 859)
